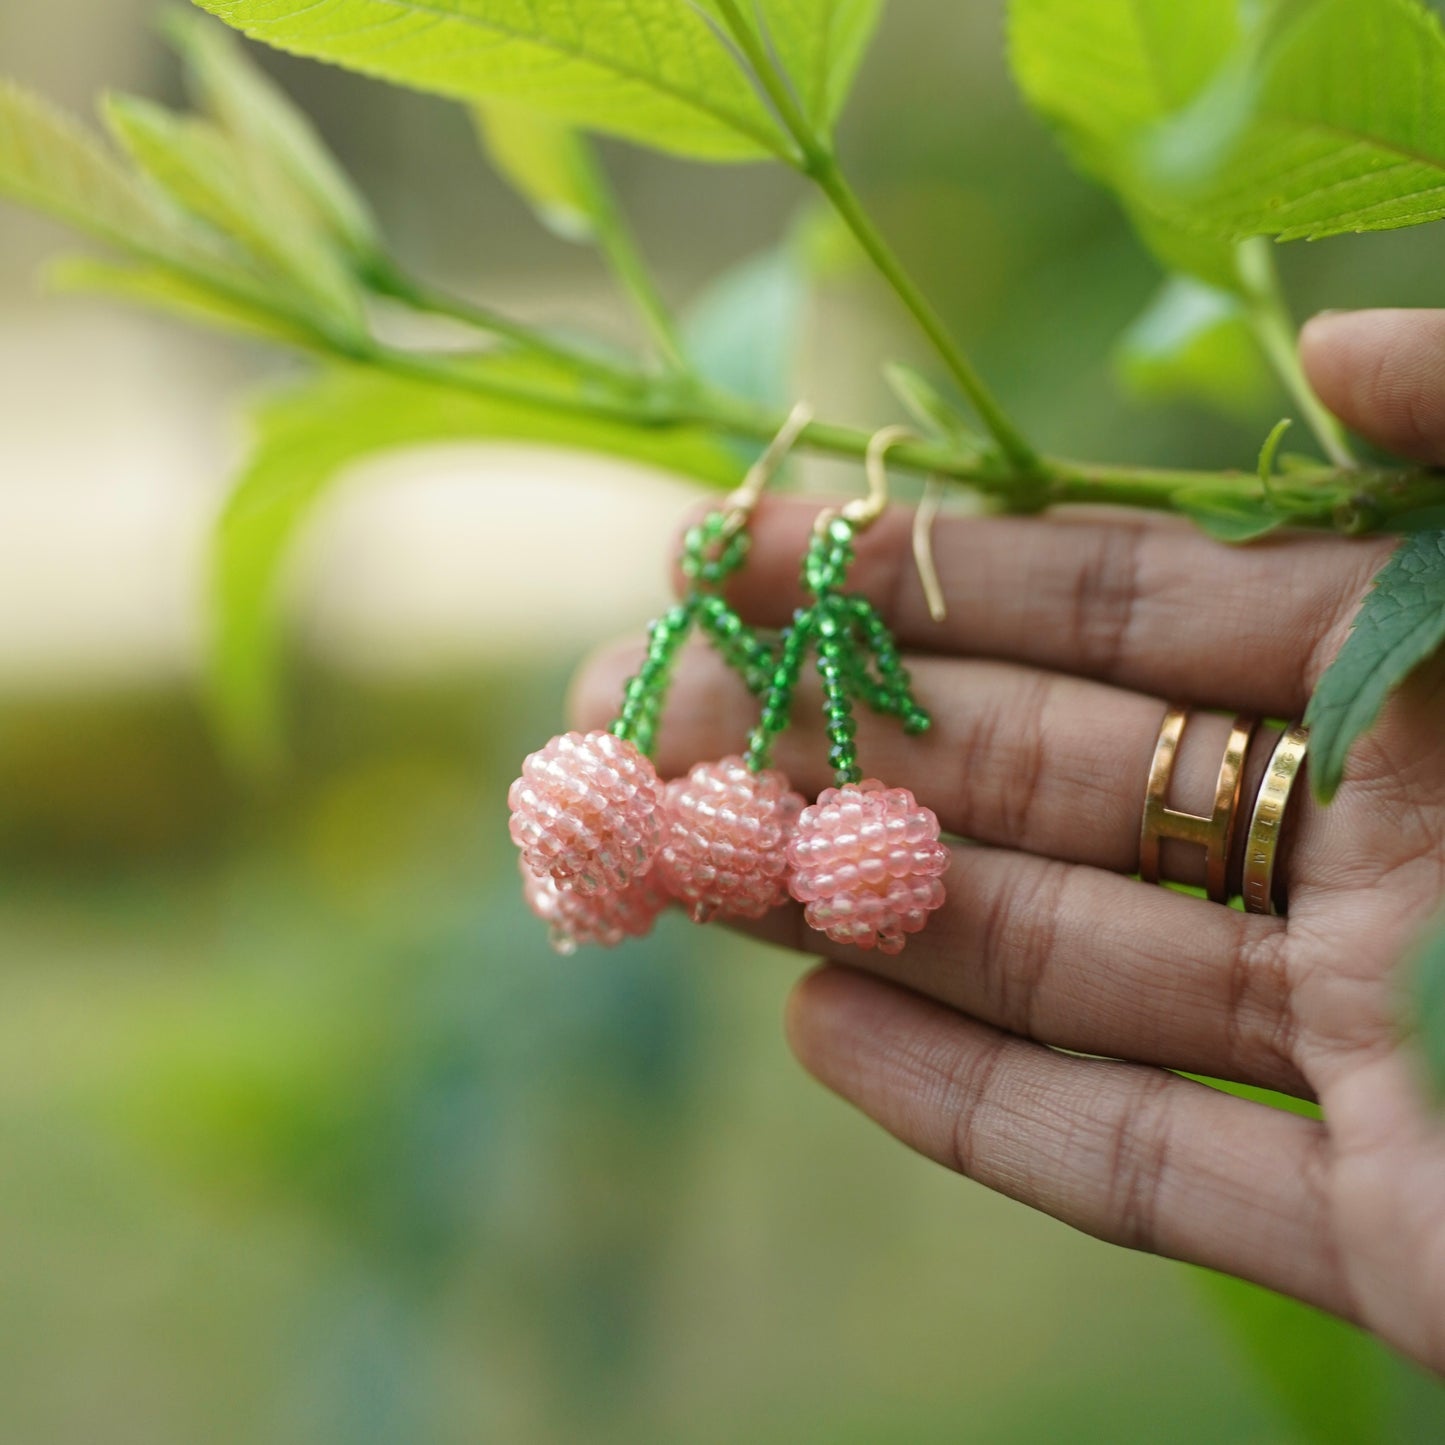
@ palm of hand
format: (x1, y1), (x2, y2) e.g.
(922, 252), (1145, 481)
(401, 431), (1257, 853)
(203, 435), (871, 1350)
(1292, 663), (1445, 1368)
(571, 309), (1445, 1373)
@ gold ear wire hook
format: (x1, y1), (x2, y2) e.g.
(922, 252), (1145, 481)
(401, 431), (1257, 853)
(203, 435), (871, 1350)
(913, 477), (948, 624)
(854, 424), (914, 529)
(820, 426), (949, 623)
(720, 401), (814, 539)
(815, 424), (914, 539)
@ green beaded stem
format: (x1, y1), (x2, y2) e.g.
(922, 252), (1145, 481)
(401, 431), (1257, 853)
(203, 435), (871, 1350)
(696, 594), (776, 696)
(611, 510), (778, 757)
(847, 597), (932, 736)
(744, 516), (932, 787)
(746, 616), (811, 773)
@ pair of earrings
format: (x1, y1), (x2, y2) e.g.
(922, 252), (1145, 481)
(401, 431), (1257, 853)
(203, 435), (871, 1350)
(508, 409), (951, 958)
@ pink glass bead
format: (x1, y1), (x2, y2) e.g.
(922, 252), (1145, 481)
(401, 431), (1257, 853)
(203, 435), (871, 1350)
(788, 780), (950, 956)
(508, 731), (663, 896)
(657, 756), (806, 923)
(521, 858), (670, 955)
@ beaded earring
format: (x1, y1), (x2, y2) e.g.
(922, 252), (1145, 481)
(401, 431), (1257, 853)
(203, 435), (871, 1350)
(762, 430), (950, 957)
(509, 407), (813, 954)
(508, 421), (950, 957)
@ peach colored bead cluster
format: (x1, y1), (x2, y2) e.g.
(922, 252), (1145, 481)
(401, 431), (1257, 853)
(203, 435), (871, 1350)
(510, 739), (949, 956)
(788, 781), (949, 956)
(508, 731), (664, 896)
(520, 858), (670, 956)
(658, 757), (805, 922)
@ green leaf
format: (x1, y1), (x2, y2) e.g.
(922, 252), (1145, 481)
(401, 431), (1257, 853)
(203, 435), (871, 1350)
(1190, 1077), (1400, 1441)
(1116, 274), (1271, 418)
(165, 9), (383, 268)
(474, 102), (688, 366)
(474, 103), (599, 242)
(0, 81), (235, 273)
(1007, 0), (1244, 288)
(212, 360), (738, 769)
(102, 92), (365, 336)
(1144, 0), (1445, 241)
(1195, 1273), (1392, 1445)
(683, 245), (809, 409)
(192, 0), (791, 162)
(1173, 486), (1286, 544)
(1305, 532), (1445, 803)
(46, 253), (314, 345)
(750, 0), (884, 134)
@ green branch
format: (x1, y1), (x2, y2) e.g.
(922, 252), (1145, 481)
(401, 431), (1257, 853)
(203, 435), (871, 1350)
(576, 156), (689, 373)
(368, 266), (644, 389)
(709, 0), (1039, 474)
(1238, 239), (1356, 469)
(350, 329), (1439, 534)
(806, 158), (1040, 474)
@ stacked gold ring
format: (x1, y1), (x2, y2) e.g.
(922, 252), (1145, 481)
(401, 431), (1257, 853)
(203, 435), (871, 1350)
(1139, 708), (1309, 915)
(1241, 725), (1310, 916)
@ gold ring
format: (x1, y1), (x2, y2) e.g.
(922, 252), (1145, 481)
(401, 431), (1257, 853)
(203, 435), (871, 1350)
(1241, 725), (1309, 916)
(1140, 708), (1258, 904)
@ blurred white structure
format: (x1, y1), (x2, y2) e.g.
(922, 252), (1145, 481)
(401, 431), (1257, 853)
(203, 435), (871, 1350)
(0, 306), (692, 692)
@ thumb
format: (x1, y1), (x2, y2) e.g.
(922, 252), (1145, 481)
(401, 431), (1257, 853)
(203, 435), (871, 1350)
(1300, 309), (1445, 466)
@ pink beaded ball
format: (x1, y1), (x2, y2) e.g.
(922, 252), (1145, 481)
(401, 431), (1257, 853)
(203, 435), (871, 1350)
(788, 780), (950, 955)
(520, 858), (670, 955)
(657, 756), (806, 922)
(508, 731), (663, 896)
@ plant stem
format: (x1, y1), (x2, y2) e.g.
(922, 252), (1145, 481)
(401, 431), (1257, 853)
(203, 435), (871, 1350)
(1239, 239), (1356, 469)
(708, 0), (815, 167)
(368, 268), (641, 390)
(358, 343), (665, 426)
(350, 333), (1439, 533)
(808, 158), (1041, 473)
(709, 0), (1040, 474)
(576, 153), (690, 373)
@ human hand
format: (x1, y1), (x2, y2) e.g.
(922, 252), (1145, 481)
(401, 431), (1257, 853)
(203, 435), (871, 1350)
(573, 308), (1445, 1374)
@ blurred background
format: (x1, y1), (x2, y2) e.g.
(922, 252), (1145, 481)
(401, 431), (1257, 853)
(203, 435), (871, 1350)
(4, 2), (1445, 1441)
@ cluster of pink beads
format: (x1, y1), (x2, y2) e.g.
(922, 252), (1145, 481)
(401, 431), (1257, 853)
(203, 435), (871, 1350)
(509, 731), (948, 955)
(658, 755), (804, 923)
(788, 781), (951, 956)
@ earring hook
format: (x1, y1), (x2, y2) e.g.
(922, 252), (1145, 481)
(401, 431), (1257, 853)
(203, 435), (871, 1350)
(912, 477), (948, 624)
(814, 424), (913, 540)
(818, 425), (949, 624)
(720, 401), (814, 539)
